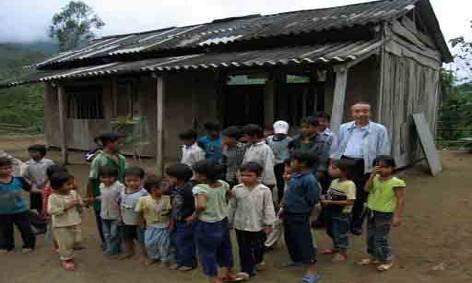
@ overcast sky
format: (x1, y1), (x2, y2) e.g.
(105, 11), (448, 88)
(0, 0), (470, 44)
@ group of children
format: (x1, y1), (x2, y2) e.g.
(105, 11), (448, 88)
(0, 113), (406, 283)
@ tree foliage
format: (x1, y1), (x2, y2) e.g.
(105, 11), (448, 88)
(48, 1), (104, 51)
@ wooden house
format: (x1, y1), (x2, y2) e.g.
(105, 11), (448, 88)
(0, 0), (452, 172)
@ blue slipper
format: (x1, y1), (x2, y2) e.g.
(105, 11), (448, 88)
(300, 274), (321, 283)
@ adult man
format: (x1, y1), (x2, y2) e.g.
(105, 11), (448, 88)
(331, 102), (391, 235)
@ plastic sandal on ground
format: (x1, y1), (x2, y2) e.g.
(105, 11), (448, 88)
(377, 262), (394, 271)
(300, 274), (321, 283)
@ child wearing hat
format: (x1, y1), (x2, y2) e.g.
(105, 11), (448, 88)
(266, 121), (292, 204)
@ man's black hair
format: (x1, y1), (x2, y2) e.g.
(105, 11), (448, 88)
(179, 129), (198, 141)
(291, 150), (317, 168)
(373, 155), (396, 168)
(46, 165), (68, 180)
(50, 171), (73, 191)
(0, 157), (12, 167)
(243, 124), (264, 138)
(27, 144), (47, 157)
(203, 122), (221, 132)
(314, 111), (331, 121)
(301, 116), (320, 127)
(165, 163), (193, 182)
(98, 165), (119, 178)
(240, 162), (263, 177)
(221, 126), (242, 139)
(143, 174), (166, 193)
(124, 166), (145, 179)
(192, 160), (224, 182)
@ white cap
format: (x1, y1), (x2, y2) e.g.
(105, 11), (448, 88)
(273, 120), (289, 134)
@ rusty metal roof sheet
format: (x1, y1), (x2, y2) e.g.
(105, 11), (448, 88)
(1, 39), (381, 88)
(36, 0), (418, 68)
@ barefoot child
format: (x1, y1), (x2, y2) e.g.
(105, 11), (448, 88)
(321, 160), (356, 262)
(97, 166), (124, 257)
(48, 171), (84, 271)
(166, 163), (197, 271)
(120, 166), (148, 260)
(192, 160), (239, 283)
(282, 151), (321, 283)
(228, 162), (276, 280)
(359, 155), (406, 272)
(0, 157), (36, 254)
(136, 175), (173, 266)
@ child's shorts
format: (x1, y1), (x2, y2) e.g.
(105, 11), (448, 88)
(122, 225), (144, 244)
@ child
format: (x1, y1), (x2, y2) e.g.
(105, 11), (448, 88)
(179, 129), (205, 168)
(289, 117), (331, 177)
(24, 144), (55, 215)
(120, 166), (148, 260)
(359, 156), (406, 272)
(221, 126), (246, 187)
(198, 122), (223, 164)
(266, 121), (293, 204)
(48, 171), (84, 271)
(321, 160), (356, 262)
(228, 162), (276, 280)
(136, 175), (173, 266)
(282, 151), (321, 283)
(97, 166), (124, 257)
(87, 133), (128, 249)
(0, 157), (35, 254)
(264, 159), (291, 249)
(192, 160), (239, 283)
(242, 124), (276, 188)
(42, 165), (69, 251)
(165, 163), (197, 271)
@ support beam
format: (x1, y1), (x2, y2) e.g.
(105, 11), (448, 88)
(156, 75), (165, 176)
(263, 74), (276, 128)
(57, 85), (68, 164)
(330, 66), (349, 134)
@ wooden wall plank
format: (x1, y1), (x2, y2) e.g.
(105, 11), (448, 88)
(330, 66), (348, 134)
(57, 85), (69, 164)
(156, 76), (165, 176)
(413, 113), (442, 176)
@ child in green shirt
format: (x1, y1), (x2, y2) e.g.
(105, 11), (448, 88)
(359, 155), (406, 272)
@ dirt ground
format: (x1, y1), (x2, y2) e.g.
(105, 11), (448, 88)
(0, 135), (471, 283)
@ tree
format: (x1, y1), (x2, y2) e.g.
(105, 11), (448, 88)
(49, 1), (104, 51)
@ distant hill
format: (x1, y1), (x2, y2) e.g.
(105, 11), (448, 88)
(0, 41), (58, 135)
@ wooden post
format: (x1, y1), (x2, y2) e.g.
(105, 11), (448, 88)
(330, 66), (349, 134)
(156, 75), (165, 176)
(263, 73), (276, 128)
(57, 85), (69, 164)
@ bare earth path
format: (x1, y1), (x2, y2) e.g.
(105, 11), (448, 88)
(0, 136), (471, 283)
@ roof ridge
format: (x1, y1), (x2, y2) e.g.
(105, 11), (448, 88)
(92, 0), (415, 41)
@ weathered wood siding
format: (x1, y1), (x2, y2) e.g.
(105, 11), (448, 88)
(379, 18), (441, 168)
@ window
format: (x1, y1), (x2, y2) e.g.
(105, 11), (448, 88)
(66, 85), (104, 119)
(115, 79), (137, 117)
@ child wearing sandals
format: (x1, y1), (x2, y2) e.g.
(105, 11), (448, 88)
(228, 162), (276, 280)
(136, 175), (173, 266)
(192, 160), (241, 283)
(359, 156), (406, 272)
(48, 171), (84, 271)
(320, 160), (356, 262)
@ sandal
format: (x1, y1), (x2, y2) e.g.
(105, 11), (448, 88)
(221, 274), (245, 282)
(235, 272), (250, 281)
(300, 274), (321, 283)
(321, 249), (336, 255)
(357, 258), (379, 265)
(178, 266), (194, 271)
(332, 253), (348, 263)
(61, 260), (76, 271)
(377, 262), (394, 271)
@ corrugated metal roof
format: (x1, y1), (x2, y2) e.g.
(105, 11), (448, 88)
(1, 40), (381, 88)
(36, 0), (416, 68)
